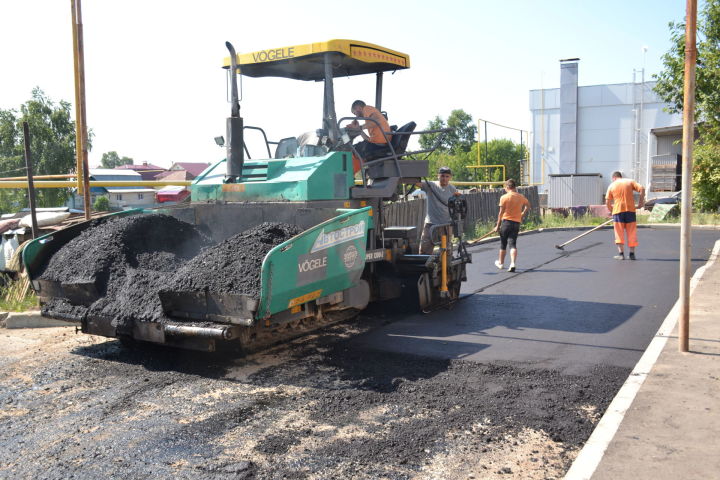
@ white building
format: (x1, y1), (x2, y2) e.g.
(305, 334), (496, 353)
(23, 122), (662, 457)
(105, 187), (156, 209)
(529, 60), (683, 206)
(67, 169), (157, 210)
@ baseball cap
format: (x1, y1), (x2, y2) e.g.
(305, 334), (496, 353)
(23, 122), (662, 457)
(438, 166), (452, 175)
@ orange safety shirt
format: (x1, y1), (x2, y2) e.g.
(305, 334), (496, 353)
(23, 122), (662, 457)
(361, 105), (390, 144)
(606, 178), (642, 215)
(499, 191), (529, 222)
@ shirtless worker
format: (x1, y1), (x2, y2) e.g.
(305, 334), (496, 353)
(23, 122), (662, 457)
(605, 171), (645, 260)
(492, 179), (530, 272)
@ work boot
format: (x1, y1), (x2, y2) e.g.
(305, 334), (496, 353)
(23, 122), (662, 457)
(613, 253), (625, 260)
(629, 252), (636, 260)
(494, 260), (503, 269)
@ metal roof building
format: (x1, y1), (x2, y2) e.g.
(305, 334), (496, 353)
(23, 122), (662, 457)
(529, 60), (684, 197)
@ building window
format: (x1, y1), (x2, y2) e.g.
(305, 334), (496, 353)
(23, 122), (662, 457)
(116, 194), (122, 201)
(138, 193), (144, 200)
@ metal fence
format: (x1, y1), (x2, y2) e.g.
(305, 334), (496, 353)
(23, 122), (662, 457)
(383, 186), (540, 241)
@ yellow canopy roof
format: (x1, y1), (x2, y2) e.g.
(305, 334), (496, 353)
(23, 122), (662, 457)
(223, 39), (410, 81)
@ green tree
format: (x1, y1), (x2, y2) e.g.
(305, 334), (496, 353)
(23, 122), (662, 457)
(476, 139), (526, 182)
(426, 149), (475, 182)
(418, 111), (524, 185)
(446, 109), (477, 153)
(419, 115), (446, 151)
(692, 143), (720, 211)
(419, 109), (477, 153)
(654, 0), (720, 210)
(93, 195), (110, 212)
(654, 0), (720, 141)
(425, 138), (525, 184)
(100, 151), (132, 169)
(0, 88), (85, 213)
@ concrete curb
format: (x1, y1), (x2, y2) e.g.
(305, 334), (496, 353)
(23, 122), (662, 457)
(3, 311), (79, 329)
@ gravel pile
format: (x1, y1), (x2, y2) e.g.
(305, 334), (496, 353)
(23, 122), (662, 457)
(40, 217), (302, 329)
(164, 222), (301, 299)
(40, 214), (212, 328)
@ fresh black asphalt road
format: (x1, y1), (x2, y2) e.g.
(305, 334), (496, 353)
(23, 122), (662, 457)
(354, 226), (720, 374)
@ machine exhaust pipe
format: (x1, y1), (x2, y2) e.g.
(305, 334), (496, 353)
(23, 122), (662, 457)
(164, 324), (238, 340)
(225, 41), (244, 182)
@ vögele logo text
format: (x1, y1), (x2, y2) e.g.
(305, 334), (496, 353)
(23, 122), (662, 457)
(298, 256), (327, 273)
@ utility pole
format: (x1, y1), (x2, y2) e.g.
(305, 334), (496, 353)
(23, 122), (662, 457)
(22, 122), (39, 239)
(71, 0), (92, 220)
(679, 0), (697, 353)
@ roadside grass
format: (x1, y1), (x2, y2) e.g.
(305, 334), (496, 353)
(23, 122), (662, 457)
(0, 275), (37, 312)
(470, 211), (720, 242)
(644, 211), (720, 226)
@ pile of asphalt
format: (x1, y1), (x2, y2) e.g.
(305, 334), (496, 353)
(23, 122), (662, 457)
(40, 214), (212, 327)
(165, 222), (301, 299)
(40, 217), (302, 329)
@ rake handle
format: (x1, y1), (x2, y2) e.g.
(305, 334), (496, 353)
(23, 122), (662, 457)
(555, 218), (614, 249)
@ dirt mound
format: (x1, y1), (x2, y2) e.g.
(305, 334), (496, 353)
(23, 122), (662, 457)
(40, 214), (213, 328)
(165, 222), (302, 299)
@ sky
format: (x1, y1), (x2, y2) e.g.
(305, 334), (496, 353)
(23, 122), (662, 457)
(0, 0), (689, 169)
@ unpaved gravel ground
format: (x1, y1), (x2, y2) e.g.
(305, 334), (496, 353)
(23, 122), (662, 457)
(0, 318), (628, 480)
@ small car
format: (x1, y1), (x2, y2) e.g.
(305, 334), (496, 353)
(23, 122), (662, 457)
(645, 191), (681, 211)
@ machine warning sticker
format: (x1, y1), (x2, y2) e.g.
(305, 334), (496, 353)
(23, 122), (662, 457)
(288, 289), (322, 308)
(221, 184), (246, 192)
(342, 244), (359, 269)
(296, 251), (328, 286)
(311, 220), (365, 253)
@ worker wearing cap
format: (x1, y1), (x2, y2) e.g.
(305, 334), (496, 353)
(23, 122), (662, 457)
(606, 171), (645, 260)
(492, 179), (529, 272)
(416, 166), (461, 255)
(346, 100), (391, 173)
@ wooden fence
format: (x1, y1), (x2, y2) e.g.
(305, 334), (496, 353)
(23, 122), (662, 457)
(383, 186), (539, 240)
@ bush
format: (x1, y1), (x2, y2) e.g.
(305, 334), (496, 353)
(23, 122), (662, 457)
(693, 143), (720, 212)
(93, 195), (110, 212)
(0, 274), (37, 312)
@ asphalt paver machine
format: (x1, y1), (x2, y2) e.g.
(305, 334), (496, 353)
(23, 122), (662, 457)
(24, 39), (472, 352)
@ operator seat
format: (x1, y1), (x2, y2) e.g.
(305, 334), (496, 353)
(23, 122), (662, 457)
(361, 121), (416, 162)
(390, 121), (416, 155)
(275, 137), (299, 158)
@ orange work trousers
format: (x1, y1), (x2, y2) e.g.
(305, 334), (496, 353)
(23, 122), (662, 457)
(613, 221), (638, 247)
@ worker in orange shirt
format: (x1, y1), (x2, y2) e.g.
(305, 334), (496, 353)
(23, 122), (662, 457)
(492, 179), (530, 272)
(606, 171), (645, 260)
(346, 100), (391, 173)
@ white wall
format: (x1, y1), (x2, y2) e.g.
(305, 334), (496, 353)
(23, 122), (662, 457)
(108, 192), (156, 209)
(530, 80), (682, 192)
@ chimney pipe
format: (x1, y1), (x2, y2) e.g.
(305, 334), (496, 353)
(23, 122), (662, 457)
(559, 58), (579, 174)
